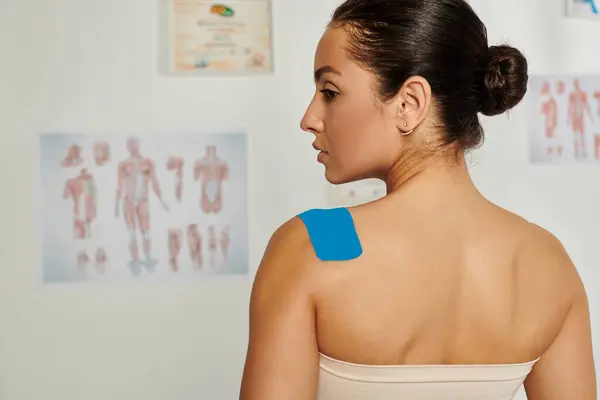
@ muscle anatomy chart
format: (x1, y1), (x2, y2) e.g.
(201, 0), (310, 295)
(194, 145), (229, 214)
(115, 136), (170, 275)
(529, 75), (600, 164)
(39, 132), (248, 284)
(166, 156), (184, 202)
(63, 168), (97, 239)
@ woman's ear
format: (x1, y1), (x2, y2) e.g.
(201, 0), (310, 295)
(394, 76), (432, 134)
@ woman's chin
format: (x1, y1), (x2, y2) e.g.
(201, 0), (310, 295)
(324, 168), (350, 185)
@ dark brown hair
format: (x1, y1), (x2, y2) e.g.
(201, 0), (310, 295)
(330, 0), (528, 150)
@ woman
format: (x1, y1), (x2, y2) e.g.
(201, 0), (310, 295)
(240, 0), (597, 399)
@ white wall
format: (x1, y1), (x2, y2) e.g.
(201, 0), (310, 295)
(0, 0), (599, 398)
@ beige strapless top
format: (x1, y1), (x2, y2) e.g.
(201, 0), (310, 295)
(318, 353), (539, 400)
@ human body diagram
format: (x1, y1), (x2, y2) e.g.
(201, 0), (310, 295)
(168, 228), (183, 271)
(63, 168), (97, 240)
(535, 77), (600, 162)
(115, 137), (169, 274)
(186, 224), (203, 269)
(61, 144), (83, 167)
(540, 81), (561, 157)
(167, 156), (184, 203)
(59, 138), (112, 274)
(113, 141), (233, 274)
(194, 145), (229, 214)
(173, 222), (230, 271)
(50, 136), (241, 280)
(568, 79), (593, 159)
(163, 145), (233, 272)
(93, 141), (110, 166)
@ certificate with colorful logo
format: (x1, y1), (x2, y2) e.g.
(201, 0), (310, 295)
(167, 0), (273, 75)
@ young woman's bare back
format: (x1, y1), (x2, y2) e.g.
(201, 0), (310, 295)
(315, 193), (569, 366)
(240, 176), (595, 400)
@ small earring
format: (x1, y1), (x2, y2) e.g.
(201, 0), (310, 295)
(400, 123), (413, 136)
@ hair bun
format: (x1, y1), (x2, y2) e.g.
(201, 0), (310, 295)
(479, 45), (528, 116)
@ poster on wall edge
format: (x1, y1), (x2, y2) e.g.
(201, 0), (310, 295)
(565, 0), (600, 20)
(528, 74), (600, 164)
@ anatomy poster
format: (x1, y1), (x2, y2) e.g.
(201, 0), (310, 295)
(528, 75), (600, 164)
(566, 0), (600, 19)
(38, 132), (248, 283)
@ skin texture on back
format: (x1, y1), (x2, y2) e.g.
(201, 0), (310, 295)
(239, 1), (596, 398)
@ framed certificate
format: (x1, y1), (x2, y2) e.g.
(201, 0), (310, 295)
(164, 0), (274, 75)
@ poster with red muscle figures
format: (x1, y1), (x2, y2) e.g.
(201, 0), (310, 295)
(38, 132), (248, 284)
(528, 75), (600, 164)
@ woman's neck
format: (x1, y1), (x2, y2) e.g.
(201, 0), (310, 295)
(384, 151), (480, 201)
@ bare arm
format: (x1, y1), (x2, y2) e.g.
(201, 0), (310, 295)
(239, 218), (319, 400)
(524, 235), (596, 400)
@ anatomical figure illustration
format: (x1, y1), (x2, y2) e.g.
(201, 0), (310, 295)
(166, 156), (184, 203)
(63, 168), (97, 239)
(568, 79), (593, 159)
(93, 141), (110, 166)
(541, 94), (557, 138)
(207, 225), (217, 268)
(77, 251), (89, 271)
(556, 80), (565, 95)
(74, 248), (108, 274)
(194, 145), (229, 214)
(594, 91), (600, 117)
(187, 224), (203, 269)
(220, 226), (230, 267)
(168, 229), (182, 271)
(95, 248), (108, 273)
(61, 144), (84, 167)
(115, 137), (169, 274)
(540, 81), (562, 157)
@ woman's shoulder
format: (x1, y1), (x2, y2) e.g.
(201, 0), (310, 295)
(487, 205), (581, 291)
(513, 220), (584, 329)
(262, 214), (315, 263)
(254, 207), (362, 290)
(250, 212), (330, 306)
(516, 221), (577, 276)
(264, 207), (361, 262)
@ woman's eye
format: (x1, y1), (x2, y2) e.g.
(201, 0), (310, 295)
(320, 89), (338, 102)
